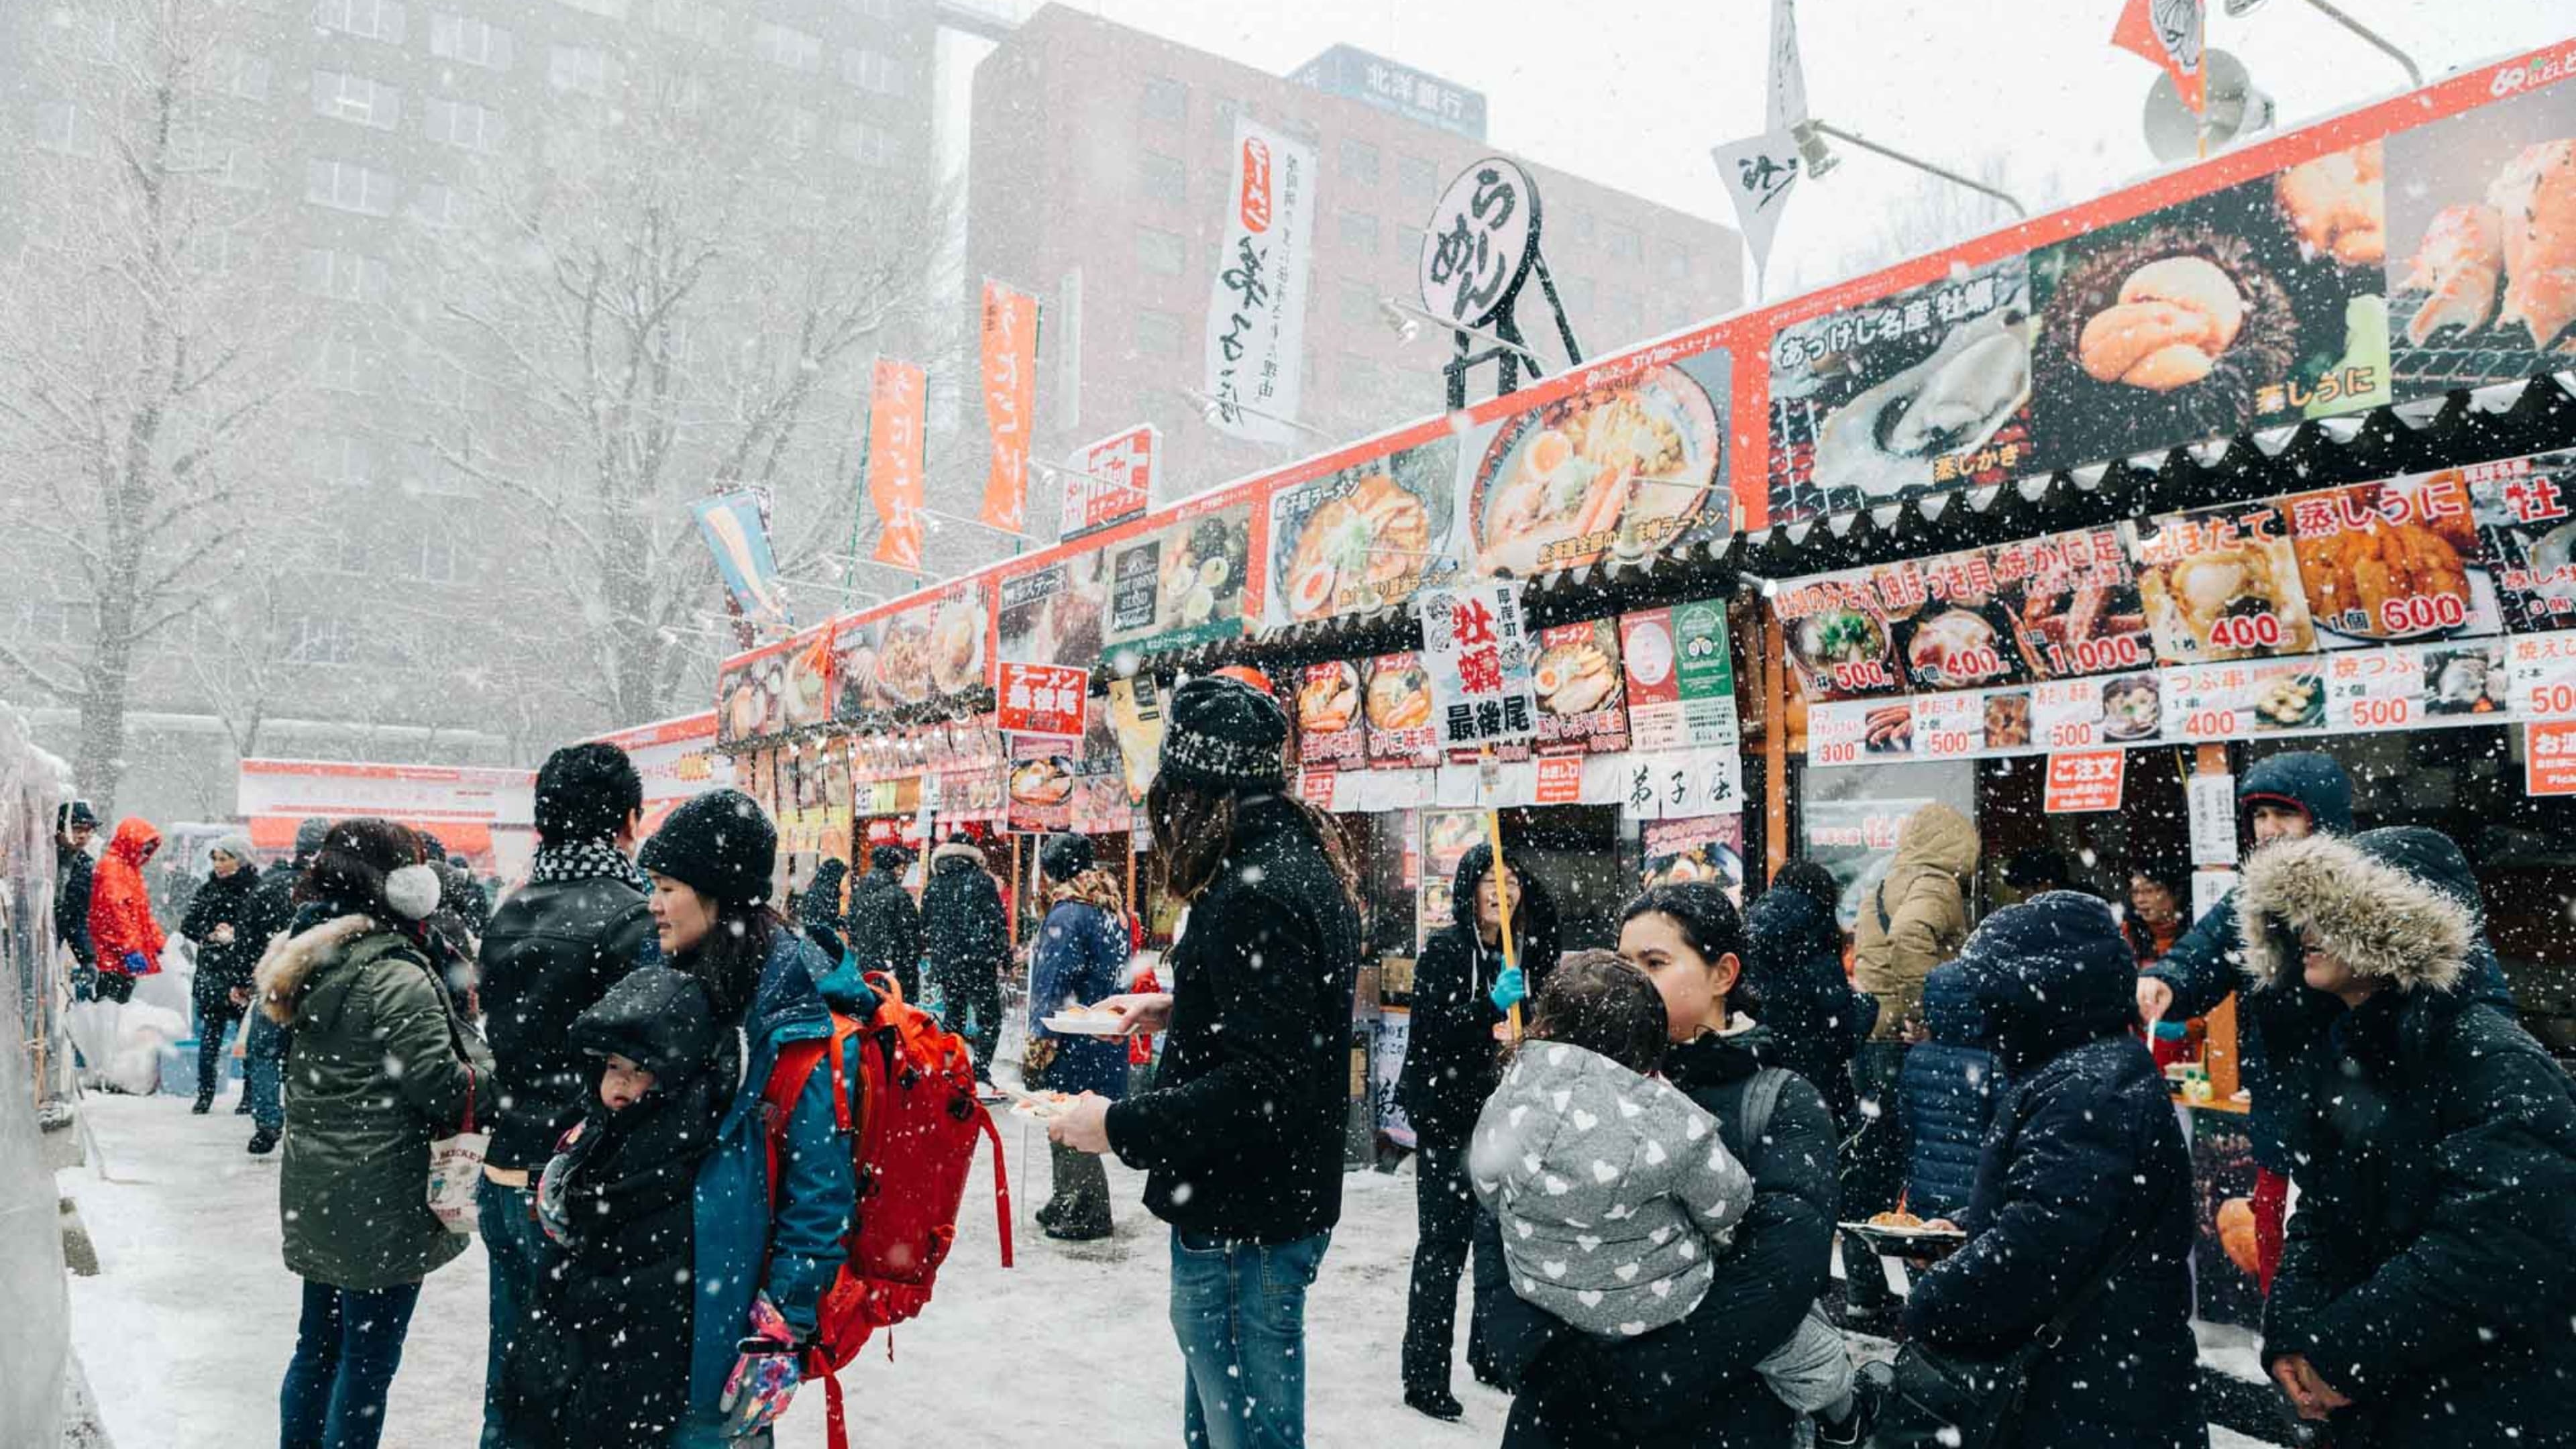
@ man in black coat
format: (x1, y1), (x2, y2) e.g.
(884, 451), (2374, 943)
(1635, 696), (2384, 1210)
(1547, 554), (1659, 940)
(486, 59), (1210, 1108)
(1902, 892), (2201, 1449)
(239, 818), (325, 1150)
(54, 800), (98, 998)
(474, 743), (655, 1449)
(797, 857), (850, 962)
(1393, 840), (1559, 1420)
(2239, 828), (2576, 1448)
(177, 834), (286, 1112)
(920, 837), (1005, 1080)
(846, 844), (925, 1000)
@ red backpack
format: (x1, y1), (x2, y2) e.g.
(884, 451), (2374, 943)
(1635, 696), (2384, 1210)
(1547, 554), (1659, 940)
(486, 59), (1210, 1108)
(761, 973), (1012, 1448)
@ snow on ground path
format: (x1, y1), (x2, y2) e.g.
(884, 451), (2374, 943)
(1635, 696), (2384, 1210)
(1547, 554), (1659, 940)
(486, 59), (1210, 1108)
(64, 1092), (1511, 1447)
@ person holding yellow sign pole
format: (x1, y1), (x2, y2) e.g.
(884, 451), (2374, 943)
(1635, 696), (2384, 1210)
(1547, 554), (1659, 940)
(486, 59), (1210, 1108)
(1395, 838), (1560, 1421)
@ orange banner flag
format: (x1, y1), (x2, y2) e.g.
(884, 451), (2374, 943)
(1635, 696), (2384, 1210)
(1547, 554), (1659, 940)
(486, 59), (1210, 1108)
(865, 358), (926, 570)
(2112, 0), (2205, 115)
(978, 279), (1038, 533)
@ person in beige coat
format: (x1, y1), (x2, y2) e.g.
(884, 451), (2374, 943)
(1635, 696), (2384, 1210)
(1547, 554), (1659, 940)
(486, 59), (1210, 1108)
(1842, 800), (1977, 1323)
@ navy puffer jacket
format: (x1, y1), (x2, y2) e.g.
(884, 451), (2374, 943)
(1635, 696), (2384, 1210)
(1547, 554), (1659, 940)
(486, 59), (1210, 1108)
(1896, 959), (1995, 1219)
(1904, 892), (2202, 1449)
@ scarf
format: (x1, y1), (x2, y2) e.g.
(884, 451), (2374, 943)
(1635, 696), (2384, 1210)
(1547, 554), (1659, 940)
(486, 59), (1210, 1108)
(529, 839), (649, 894)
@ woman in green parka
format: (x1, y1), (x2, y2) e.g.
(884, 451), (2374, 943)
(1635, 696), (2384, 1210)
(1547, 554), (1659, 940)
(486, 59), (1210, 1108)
(253, 818), (489, 1449)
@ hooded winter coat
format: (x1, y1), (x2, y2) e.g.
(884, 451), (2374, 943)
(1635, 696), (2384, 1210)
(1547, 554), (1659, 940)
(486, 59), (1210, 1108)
(89, 818), (167, 974)
(919, 843), (1004, 981)
(504, 965), (725, 1449)
(1026, 879), (1132, 1099)
(1895, 959), (1995, 1219)
(798, 858), (850, 961)
(1475, 1022), (1839, 1448)
(1851, 802), (1976, 1038)
(2239, 829), (2576, 1449)
(1397, 841), (1563, 1148)
(179, 863), (288, 1008)
(846, 865), (925, 991)
(677, 928), (859, 1433)
(2141, 751), (2353, 1171)
(1902, 892), (2202, 1449)
(1470, 1041), (1751, 1339)
(1738, 884), (1874, 1131)
(257, 914), (492, 1289)
(54, 836), (95, 967)
(1104, 796), (1362, 1246)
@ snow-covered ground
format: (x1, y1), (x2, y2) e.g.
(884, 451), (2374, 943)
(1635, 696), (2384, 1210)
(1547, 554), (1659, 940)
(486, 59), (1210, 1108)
(62, 1090), (1512, 1448)
(61, 1090), (2285, 1448)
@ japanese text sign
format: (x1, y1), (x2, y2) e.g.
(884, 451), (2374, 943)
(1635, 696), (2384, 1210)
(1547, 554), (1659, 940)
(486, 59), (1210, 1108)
(1063, 425), (1157, 541)
(2526, 720), (2576, 797)
(1417, 580), (1538, 749)
(1205, 118), (1316, 445)
(997, 661), (1088, 738)
(1419, 157), (1538, 328)
(979, 279), (1038, 532)
(865, 358), (926, 570)
(2045, 749), (2128, 814)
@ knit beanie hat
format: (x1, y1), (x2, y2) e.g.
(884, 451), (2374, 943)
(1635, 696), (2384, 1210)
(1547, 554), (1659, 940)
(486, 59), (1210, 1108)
(1039, 831), (1095, 883)
(58, 800), (98, 833)
(1157, 675), (1288, 794)
(639, 789), (777, 906)
(292, 817), (332, 863)
(209, 833), (257, 867)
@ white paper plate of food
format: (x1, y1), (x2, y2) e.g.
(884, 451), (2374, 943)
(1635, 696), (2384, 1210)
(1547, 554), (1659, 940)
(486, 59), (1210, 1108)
(1042, 1006), (1129, 1036)
(1839, 1214), (1968, 1256)
(1004, 1087), (1078, 1122)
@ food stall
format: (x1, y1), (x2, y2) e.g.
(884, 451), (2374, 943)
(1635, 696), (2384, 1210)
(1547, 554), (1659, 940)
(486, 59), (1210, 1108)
(711, 38), (2576, 1318)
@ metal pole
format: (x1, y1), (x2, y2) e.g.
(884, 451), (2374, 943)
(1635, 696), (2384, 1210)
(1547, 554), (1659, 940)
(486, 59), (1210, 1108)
(1809, 121), (2028, 218)
(2301, 0), (2422, 87)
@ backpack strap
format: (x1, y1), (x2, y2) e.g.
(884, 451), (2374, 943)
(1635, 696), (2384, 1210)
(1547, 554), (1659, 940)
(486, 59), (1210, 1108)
(760, 1038), (832, 1205)
(1736, 1065), (1793, 1155)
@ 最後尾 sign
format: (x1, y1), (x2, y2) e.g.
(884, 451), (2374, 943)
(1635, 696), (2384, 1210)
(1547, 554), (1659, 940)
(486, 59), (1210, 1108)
(1205, 118), (1316, 445)
(1417, 580), (1538, 751)
(997, 661), (1089, 738)
(1061, 425), (1157, 541)
(1419, 158), (1539, 329)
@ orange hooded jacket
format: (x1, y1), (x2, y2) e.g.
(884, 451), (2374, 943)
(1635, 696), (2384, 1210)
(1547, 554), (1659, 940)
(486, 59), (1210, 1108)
(89, 818), (166, 974)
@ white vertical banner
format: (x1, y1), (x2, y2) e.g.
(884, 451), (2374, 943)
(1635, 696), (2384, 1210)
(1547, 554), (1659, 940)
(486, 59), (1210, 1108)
(1204, 117), (1316, 445)
(1711, 131), (1804, 280)
(1766, 0), (1807, 134)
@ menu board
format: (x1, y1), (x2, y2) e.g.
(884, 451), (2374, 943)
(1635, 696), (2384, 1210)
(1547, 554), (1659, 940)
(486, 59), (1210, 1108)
(2128, 501), (2318, 665)
(1361, 653), (1438, 768)
(2467, 452), (2576, 634)
(1776, 571), (1905, 702)
(1532, 619), (1629, 753)
(1992, 527), (2155, 680)
(1457, 349), (1733, 576)
(2280, 473), (2498, 647)
(1005, 734), (1077, 835)
(1872, 551), (2033, 692)
(1295, 661), (1366, 769)
(1768, 256), (2035, 522)
(998, 552), (1110, 671)
(831, 580), (991, 720)
(1620, 608), (1684, 752)
(1639, 814), (1744, 900)
(1266, 436), (1459, 626)
(1099, 502), (1256, 661)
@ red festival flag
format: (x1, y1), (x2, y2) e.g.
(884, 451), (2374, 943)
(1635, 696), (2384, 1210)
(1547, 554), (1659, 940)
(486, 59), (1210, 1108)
(979, 280), (1038, 533)
(2111, 0), (2205, 115)
(865, 358), (926, 570)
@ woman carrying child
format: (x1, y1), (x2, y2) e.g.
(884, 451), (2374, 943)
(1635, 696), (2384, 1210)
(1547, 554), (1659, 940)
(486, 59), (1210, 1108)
(631, 790), (859, 1448)
(1474, 881), (1851, 1448)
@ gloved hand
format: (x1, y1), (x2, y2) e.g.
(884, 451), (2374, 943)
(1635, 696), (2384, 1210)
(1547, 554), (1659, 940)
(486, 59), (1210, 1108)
(119, 951), (149, 976)
(1489, 965), (1527, 1015)
(718, 1294), (804, 1438)
(535, 1144), (576, 1246)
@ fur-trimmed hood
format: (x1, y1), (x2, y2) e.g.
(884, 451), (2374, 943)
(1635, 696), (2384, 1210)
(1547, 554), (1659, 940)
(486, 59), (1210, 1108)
(254, 913), (378, 1024)
(2237, 829), (2475, 996)
(930, 840), (986, 873)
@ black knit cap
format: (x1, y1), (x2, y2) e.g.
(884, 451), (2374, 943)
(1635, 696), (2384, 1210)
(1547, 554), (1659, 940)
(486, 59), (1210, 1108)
(1039, 831), (1095, 883)
(639, 789), (777, 906)
(57, 800), (98, 832)
(1156, 675), (1288, 794)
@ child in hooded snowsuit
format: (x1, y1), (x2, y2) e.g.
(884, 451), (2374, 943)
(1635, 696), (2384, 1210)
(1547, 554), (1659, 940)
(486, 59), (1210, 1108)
(502, 964), (730, 1449)
(1470, 951), (1858, 1423)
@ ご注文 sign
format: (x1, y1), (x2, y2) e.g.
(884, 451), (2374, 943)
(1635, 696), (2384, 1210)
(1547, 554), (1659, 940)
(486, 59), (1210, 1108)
(998, 662), (1089, 738)
(1417, 580), (1538, 749)
(2045, 749), (2127, 813)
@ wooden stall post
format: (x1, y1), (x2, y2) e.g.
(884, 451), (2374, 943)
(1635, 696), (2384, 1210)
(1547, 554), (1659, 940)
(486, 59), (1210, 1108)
(1764, 604), (1790, 881)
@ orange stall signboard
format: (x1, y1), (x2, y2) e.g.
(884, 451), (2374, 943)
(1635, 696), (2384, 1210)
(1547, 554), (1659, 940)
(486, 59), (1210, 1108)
(2528, 720), (2576, 796)
(2045, 749), (2129, 813)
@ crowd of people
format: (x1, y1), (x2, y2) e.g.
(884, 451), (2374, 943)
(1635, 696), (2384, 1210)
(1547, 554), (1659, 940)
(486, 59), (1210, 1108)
(46, 688), (2576, 1449)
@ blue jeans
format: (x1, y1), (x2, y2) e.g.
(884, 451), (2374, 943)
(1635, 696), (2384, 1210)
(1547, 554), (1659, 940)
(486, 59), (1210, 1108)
(478, 1177), (556, 1449)
(279, 1277), (421, 1449)
(243, 1012), (285, 1130)
(1169, 1228), (1331, 1449)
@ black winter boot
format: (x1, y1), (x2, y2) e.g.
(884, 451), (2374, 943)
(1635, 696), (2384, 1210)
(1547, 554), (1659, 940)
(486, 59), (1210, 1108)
(247, 1126), (280, 1156)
